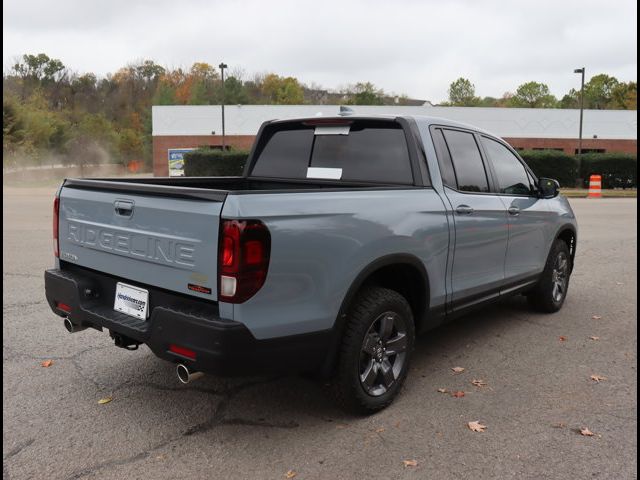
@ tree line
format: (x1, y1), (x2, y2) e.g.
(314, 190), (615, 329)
(445, 77), (636, 109)
(3, 54), (412, 168)
(2, 53), (637, 169)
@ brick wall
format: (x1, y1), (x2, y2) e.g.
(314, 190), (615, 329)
(153, 135), (637, 176)
(153, 135), (255, 176)
(504, 137), (637, 155)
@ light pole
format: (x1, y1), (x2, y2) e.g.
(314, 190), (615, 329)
(574, 67), (585, 186)
(219, 62), (228, 150)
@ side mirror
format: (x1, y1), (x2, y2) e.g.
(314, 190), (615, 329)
(538, 177), (560, 199)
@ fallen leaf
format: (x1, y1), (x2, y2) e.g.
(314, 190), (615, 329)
(41, 360), (53, 367)
(580, 427), (595, 436)
(589, 336), (600, 341)
(471, 379), (487, 387)
(284, 470), (297, 479)
(552, 422), (566, 429)
(437, 388), (448, 394)
(451, 391), (466, 398)
(375, 427), (385, 433)
(590, 374), (607, 383)
(98, 397), (113, 405)
(592, 315), (602, 320)
(403, 459), (418, 467)
(451, 367), (465, 374)
(559, 336), (568, 342)
(467, 420), (487, 432)
(616, 282), (624, 286)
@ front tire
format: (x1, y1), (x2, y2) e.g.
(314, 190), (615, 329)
(527, 239), (572, 313)
(334, 287), (415, 414)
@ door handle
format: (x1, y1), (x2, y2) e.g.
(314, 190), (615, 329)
(455, 205), (474, 215)
(114, 200), (134, 217)
(508, 206), (520, 216)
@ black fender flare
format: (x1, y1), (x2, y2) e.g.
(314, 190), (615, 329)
(553, 224), (578, 272)
(319, 253), (429, 376)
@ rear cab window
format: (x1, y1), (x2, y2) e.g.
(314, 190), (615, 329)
(250, 119), (415, 185)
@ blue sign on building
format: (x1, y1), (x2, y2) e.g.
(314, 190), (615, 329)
(168, 148), (195, 176)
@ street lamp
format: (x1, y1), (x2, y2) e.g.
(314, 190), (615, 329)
(573, 68), (586, 155)
(574, 67), (585, 186)
(219, 62), (228, 150)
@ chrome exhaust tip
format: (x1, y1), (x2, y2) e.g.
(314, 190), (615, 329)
(64, 317), (87, 333)
(176, 363), (203, 384)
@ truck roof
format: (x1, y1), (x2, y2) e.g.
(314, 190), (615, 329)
(268, 114), (495, 137)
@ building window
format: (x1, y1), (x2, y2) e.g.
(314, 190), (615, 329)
(206, 145), (231, 151)
(576, 148), (606, 154)
(533, 147), (564, 152)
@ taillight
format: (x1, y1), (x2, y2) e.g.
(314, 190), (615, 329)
(218, 219), (271, 303)
(53, 196), (60, 257)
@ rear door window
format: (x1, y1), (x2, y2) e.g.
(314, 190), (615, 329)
(250, 121), (414, 184)
(431, 128), (458, 189)
(441, 129), (490, 193)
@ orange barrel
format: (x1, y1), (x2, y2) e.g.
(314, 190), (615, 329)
(127, 160), (141, 173)
(587, 174), (602, 198)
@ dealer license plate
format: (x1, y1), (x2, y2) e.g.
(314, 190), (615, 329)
(114, 282), (149, 320)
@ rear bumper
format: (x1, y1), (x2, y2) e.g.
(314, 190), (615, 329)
(44, 266), (331, 376)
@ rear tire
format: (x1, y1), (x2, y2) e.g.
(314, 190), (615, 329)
(333, 287), (415, 414)
(527, 239), (572, 313)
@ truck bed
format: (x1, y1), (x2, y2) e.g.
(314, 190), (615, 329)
(63, 176), (406, 202)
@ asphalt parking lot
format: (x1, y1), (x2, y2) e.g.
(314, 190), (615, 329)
(3, 187), (637, 480)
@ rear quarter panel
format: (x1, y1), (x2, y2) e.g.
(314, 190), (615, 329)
(222, 189), (450, 339)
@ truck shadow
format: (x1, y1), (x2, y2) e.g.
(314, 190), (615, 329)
(97, 293), (544, 428)
(52, 293), (561, 479)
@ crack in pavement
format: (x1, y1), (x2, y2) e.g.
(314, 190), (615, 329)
(3, 439), (35, 461)
(221, 417), (300, 429)
(3, 344), (112, 390)
(182, 378), (298, 436)
(2, 344), (107, 363)
(64, 376), (297, 480)
(4, 351), (281, 480)
(111, 380), (227, 397)
(3, 342), (235, 395)
(66, 451), (152, 480)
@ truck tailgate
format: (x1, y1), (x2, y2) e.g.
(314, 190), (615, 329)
(58, 184), (223, 301)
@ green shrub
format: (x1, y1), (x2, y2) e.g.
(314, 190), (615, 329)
(579, 153), (637, 189)
(183, 148), (249, 177)
(518, 150), (578, 187)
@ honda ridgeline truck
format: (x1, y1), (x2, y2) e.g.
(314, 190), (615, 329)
(45, 114), (577, 413)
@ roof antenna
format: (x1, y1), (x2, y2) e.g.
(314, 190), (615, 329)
(339, 105), (355, 116)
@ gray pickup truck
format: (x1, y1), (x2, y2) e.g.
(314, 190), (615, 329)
(45, 114), (577, 413)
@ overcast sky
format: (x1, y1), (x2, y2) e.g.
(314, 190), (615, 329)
(3, 0), (637, 102)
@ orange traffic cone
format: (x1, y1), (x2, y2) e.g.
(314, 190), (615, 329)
(587, 174), (602, 198)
